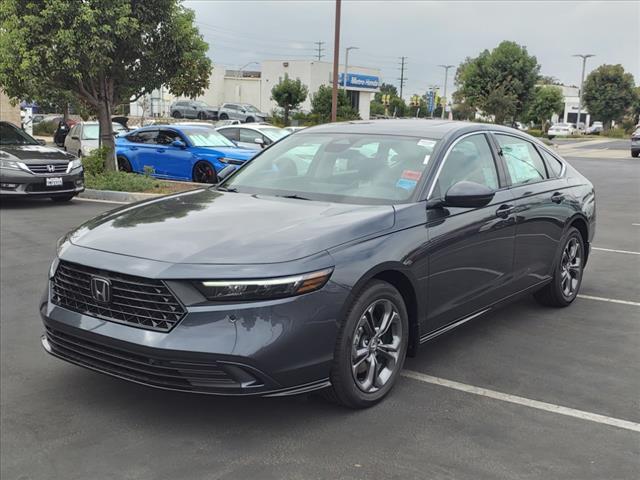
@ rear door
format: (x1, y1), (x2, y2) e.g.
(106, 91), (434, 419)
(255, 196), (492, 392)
(492, 133), (571, 292)
(425, 133), (516, 332)
(133, 130), (164, 177)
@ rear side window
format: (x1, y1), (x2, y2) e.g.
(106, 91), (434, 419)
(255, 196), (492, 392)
(219, 128), (239, 142)
(127, 130), (158, 144)
(538, 148), (564, 177)
(495, 134), (548, 186)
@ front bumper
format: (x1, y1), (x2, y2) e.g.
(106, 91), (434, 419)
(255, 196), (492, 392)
(40, 258), (347, 396)
(0, 169), (84, 196)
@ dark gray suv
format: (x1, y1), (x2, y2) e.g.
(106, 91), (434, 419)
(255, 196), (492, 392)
(170, 100), (218, 120)
(41, 120), (595, 408)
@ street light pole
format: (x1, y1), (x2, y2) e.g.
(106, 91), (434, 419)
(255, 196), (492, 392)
(438, 64), (454, 119)
(572, 54), (594, 132)
(331, 0), (341, 122)
(344, 46), (359, 88)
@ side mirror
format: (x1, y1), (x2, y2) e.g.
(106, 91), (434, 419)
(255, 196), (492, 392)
(37, 139), (46, 146)
(217, 165), (236, 182)
(444, 181), (495, 208)
(254, 137), (264, 147)
(171, 140), (186, 149)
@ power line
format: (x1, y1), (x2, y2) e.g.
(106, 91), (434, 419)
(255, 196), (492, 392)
(398, 56), (407, 99)
(314, 41), (325, 61)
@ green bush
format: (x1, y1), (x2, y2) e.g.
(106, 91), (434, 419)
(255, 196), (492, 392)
(527, 129), (543, 137)
(85, 171), (165, 192)
(82, 147), (107, 175)
(604, 127), (626, 138)
(33, 120), (57, 136)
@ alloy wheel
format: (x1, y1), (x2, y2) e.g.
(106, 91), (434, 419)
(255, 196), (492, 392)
(351, 299), (403, 393)
(560, 237), (582, 298)
(194, 162), (216, 183)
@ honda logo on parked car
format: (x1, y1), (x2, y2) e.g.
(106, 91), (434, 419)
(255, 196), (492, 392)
(47, 165), (56, 173)
(90, 277), (111, 303)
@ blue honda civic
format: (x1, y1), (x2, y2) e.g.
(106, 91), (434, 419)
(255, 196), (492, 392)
(115, 125), (257, 183)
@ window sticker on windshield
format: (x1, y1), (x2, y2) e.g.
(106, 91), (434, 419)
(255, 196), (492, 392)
(396, 178), (417, 191)
(401, 170), (422, 181)
(417, 139), (436, 148)
(423, 154), (431, 165)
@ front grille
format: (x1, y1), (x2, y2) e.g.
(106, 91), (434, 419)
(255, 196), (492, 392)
(51, 261), (186, 332)
(45, 327), (238, 390)
(27, 182), (74, 192)
(27, 163), (68, 174)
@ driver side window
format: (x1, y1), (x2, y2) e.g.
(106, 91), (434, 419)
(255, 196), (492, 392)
(433, 134), (499, 198)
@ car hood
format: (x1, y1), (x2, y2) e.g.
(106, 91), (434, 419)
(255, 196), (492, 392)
(194, 146), (257, 161)
(0, 145), (75, 163)
(69, 189), (395, 264)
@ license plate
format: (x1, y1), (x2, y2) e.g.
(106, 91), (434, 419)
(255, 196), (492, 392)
(46, 177), (63, 187)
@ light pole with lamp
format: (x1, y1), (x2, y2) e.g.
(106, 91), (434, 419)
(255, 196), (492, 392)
(438, 64), (454, 119)
(572, 54), (594, 132)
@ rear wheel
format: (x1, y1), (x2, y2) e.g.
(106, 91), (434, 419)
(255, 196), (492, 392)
(117, 155), (132, 172)
(172, 110), (182, 119)
(632, 150), (639, 158)
(245, 116), (255, 123)
(50, 194), (75, 202)
(219, 113), (229, 120)
(324, 280), (408, 408)
(192, 161), (218, 184)
(534, 227), (585, 307)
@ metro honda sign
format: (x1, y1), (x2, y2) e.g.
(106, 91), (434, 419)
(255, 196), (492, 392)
(337, 73), (380, 89)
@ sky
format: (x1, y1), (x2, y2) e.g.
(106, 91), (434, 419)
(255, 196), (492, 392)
(184, 0), (640, 99)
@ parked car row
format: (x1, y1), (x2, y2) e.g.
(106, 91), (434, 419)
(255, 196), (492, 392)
(169, 100), (269, 123)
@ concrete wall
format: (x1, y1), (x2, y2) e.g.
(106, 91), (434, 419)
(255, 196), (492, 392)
(0, 88), (21, 125)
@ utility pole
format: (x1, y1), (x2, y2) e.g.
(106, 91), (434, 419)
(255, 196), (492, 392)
(344, 46), (358, 88)
(331, 0), (341, 122)
(438, 64), (454, 119)
(572, 54), (595, 132)
(398, 56), (407, 99)
(314, 41), (325, 61)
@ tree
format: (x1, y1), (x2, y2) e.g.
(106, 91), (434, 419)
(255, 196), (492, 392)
(0, 0), (212, 170)
(373, 83), (398, 103)
(310, 85), (359, 122)
(455, 41), (540, 124)
(270, 75), (308, 126)
(525, 85), (564, 131)
(582, 64), (636, 129)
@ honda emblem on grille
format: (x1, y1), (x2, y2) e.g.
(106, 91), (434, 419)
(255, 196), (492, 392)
(47, 164), (56, 173)
(90, 277), (111, 303)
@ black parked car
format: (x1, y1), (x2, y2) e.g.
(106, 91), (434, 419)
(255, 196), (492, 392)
(41, 120), (595, 407)
(0, 121), (84, 201)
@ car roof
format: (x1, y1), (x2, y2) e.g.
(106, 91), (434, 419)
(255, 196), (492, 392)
(299, 119), (524, 140)
(133, 124), (212, 132)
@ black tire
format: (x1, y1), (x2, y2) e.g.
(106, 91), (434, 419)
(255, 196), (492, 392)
(534, 227), (585, 307)
(245, 116), (255, 123)
(172, 110), (182, 119)
(547, 135), (555, 140)
(117, 155), (132, 172)
(50, 194), (75, 202)
(219, 113), (229, 120)
(324, 280), (409, 408)
(192, 161), (218, 184)
(632, 150), (639, 158)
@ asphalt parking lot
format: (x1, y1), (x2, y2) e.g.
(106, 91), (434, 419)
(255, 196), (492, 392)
(1, 155), (638, 480)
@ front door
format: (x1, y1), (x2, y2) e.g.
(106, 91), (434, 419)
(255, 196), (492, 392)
(154, 129), (193, 180)
(425, 133), (517, 332)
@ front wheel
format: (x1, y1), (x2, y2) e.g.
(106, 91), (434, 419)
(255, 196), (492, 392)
(172, 110), (182, 119)
(534, 227), (585, 307)
(245, 116), (255, 123)
(632, 150), (640, 158)
(325, 280), (409, 408)
(192, 161), (218, 184)
(219, 113), (229, 120)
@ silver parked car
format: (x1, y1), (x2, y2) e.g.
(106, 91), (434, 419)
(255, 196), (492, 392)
(64, 121), (128, 157)
(170, 100), (218, 120)
(218, 103), (269, 123)
(216, 124), (289, 150)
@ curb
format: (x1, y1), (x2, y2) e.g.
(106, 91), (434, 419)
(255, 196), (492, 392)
(78, 188), (162, 203)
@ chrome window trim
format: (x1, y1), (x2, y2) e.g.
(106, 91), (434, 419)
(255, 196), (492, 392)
(426, 131), (497, 200)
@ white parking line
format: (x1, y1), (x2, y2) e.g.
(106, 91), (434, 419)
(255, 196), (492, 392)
(577, 294), (640, 307)
(592, 247), (640, 255)
(401, 370), (640, 433)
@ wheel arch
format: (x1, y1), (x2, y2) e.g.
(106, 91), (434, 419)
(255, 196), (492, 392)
(566, 214), (590, 264)
(342, 263), (422, 357)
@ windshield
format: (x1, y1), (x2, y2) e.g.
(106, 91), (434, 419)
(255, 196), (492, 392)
(242, 105), (259, 112)
(195, 101), (209, 107)
(81, 123), (126, 140)
(182, 128), (236, 147)
(261, 127), (289, 141)
(0, 123), (39, 146)
(222, 133), (439, 205)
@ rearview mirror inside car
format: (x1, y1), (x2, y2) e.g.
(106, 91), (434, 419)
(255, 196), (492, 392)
(444, 181), (495, 208)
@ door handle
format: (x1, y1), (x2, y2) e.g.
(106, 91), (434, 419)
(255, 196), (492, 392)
(551, 192), (565, 203)
(156, 148), (165, 153)
(129, 146), (138, 151)
(495, 204), (515, 218)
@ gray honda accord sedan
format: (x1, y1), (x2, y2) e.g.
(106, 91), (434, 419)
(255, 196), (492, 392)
(41, 120), (595, 408)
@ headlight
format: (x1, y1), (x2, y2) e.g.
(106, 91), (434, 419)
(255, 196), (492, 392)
(195, 268), (333, 301)
(66, 159), (83, 172)
(0, 159), (27, 171)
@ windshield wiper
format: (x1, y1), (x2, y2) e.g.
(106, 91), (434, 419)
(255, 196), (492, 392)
(277, 194), (311, 201)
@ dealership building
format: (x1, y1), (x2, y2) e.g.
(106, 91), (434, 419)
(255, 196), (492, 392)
(131, 60), (381, 121)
